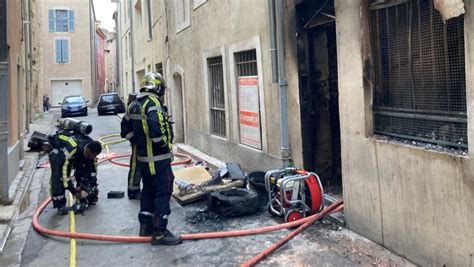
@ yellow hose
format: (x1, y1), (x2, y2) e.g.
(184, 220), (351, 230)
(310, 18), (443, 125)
(98, 134), (127, 155)
(67, 192), (77, 267)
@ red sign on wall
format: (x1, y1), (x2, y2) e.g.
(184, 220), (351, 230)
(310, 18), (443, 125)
(238, 76), (261, 149)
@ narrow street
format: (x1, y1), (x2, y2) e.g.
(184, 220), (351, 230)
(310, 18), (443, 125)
(0, 109), (411, 266)
(2, 0), (472, 265)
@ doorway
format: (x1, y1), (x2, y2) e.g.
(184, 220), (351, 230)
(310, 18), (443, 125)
(296, 0), (342, 193)
(172, 73), (185, 143)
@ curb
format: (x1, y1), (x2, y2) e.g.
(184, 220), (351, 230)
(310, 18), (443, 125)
(0, 112), (55, 254)
(0, 153), (38, 254)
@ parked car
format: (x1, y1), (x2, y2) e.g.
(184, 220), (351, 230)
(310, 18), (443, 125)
(60, 95), (88, 118)
(97, 93), (125, 116)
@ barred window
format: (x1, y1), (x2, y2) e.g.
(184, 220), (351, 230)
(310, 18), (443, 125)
(208, 56), (226, 138)
(370, 0), (467, 150)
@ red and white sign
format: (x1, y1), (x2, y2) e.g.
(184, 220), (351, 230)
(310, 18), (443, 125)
(239, 77), (261, 149)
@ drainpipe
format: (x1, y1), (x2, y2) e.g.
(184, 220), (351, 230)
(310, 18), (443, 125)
(275, 0), (291, 167)
(267, 0), (278, 83)
(23, 0), (31, 131)
(0, 0), (9, 202)
(129, 0), (136, 92)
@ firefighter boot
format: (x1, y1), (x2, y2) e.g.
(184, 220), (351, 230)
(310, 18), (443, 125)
(57, 206), (69, 216)
(151, 229), (182, 246)
(139, 224), (154, 236)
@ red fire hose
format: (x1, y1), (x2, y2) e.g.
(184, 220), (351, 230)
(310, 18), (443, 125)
(32, 151), (344, 265)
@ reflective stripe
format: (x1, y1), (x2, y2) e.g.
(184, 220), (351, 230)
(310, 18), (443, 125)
(147, 106), (162, 113)
(139, 211), (153, 217)
(137, 153), (173, 163)
(141, 99), (156, 175)
(128, 113), (145, 120)
(129, 145), (137, 186)
(125, 132), (134, 140)
(63, 147), (76, 160)
(149, 96), (172, 151)
(59, 134), (77, 147)
(123, 113), (130, 121)
(53, 195), (65, 200)
(151, 136), (163, 143)
(128, 185), (140, 190)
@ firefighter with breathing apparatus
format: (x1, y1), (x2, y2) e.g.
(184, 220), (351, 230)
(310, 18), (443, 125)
(48, 118), (102, 215)
(121, 72), (181, 245)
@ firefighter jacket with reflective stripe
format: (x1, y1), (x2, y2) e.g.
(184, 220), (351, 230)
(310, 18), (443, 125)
(121, 93), (173, 174)
(50, 133), (78, 186)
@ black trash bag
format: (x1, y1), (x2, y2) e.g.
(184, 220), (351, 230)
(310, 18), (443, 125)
(208, 188), (258, 217)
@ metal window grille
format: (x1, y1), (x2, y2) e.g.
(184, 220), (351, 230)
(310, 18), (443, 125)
(370, 0), (467, 149)
(208, 56), (226, 137)
(236, 50), (258, 76)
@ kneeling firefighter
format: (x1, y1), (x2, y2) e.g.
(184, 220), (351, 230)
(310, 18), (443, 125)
(49, 120), (102, 215)
(121, 72), (181, 245)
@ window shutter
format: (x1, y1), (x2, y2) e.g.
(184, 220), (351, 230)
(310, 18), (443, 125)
(55, 39), (62, 62)
(61, 39), (69, 63)
(48, 9), (56, 32)
(68, 10), (75, 32)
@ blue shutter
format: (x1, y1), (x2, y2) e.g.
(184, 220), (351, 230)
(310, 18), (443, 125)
(68, 10), (75, 32)
(61, 39), (69, 63)
(55, 39), (62, 62)
(48, 9), (56, 32)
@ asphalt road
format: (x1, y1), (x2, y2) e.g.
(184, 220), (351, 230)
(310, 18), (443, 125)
(1, 109), (413, 267)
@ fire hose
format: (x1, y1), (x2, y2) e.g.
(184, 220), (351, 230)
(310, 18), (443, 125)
(32, 134), (345, 266)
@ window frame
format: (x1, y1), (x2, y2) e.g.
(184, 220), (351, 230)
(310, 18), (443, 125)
(54, 37), (70, 64)
(207, 56), (227, 138)
(49, 8), (74, 33)
(174, 0), (191, 33)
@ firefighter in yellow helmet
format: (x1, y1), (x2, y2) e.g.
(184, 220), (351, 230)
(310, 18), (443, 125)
(120, 72), (181, 245)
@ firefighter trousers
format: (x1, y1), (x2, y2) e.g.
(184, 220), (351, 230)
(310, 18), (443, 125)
(137, 158), (174, 231)
(49, 149), (71, 208)
(128, 144), (142, 198)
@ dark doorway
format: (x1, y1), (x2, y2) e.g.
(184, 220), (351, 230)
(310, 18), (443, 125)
(296, 0), (342, 193)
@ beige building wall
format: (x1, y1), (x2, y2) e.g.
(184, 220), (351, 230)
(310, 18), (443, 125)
(39, 0), (93, 106)
(165, 0), (303, 171)
(118, 0), (133, 101)
(105, 32), (118, 93)
(335, 0), (474, 265)
(6, 0), (28, 187)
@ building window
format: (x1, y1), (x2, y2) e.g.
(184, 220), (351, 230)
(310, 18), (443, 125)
(128, 32), (132, 58)
(55, 39), (69, 63)
(155, 62), (163, 75)
(175, 0), (190, 33)
(48, 9), (74, 32)
(370, 0), (467, 150)
(235, 49), (262, 149)
(236, 50), (258, 76)
(208, 56), (226, 138)
(193, 0), (207, 9)
(125, 35), (128, 61)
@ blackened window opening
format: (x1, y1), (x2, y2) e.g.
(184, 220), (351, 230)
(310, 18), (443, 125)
(370, 0), (467, 150)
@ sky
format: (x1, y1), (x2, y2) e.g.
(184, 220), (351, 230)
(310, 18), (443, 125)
(93, 0), (117, 32)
